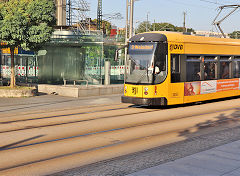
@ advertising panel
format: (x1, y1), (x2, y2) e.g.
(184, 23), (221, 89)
(217, 79), (239, 92)
(184, 79), (240, 97)
(184, 82), (200, 96)
(200, 80), (217, 94)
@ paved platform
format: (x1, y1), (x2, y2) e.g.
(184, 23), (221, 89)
(128, 140), (240, 176)
(38, 84), (123, 98)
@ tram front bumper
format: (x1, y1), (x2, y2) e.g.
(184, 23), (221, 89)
(121, 96), (167, 106)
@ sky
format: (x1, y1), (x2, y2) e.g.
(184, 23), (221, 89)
(87, 0), (240, 33)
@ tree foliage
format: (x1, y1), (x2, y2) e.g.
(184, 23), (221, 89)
(135, 22), (195, 34)
(135, 21), (152, 34)
(92, 19), (112, 35)
(0, 0), (56, 51)
(229, 31), (240, 39)
(0, 0), (56, 87)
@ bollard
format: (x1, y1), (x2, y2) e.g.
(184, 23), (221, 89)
(104, 61), (111, 85)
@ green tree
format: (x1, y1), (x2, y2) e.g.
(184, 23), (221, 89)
(152, 22), (176, 31)
(0, 0), (56, 87)
(229, 31), (240, 39)
(92, 19), (112, 35)
(136, 22), (195, 34)
(135, 21), (152, 34)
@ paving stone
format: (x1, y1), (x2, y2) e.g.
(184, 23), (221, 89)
(128, 161), (220, 176)
(222, 168), (240, 176)
(128, 140), (240, 176)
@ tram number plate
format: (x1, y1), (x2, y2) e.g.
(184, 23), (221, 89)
(132, 87), (138, 95)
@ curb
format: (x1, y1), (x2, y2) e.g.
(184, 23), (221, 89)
(38, 84), (124, 98)
(0, 87), (37, 98)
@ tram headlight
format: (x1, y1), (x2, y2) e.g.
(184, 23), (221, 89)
(125, 86), (127, 93)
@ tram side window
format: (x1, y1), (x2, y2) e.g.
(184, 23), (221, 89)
(204, 56), (217, 80)
(155, 42), (167, 72)
(186, 56), (201, 82)
(233, 57), (240, 78)
(171, 54), (180, 83)
(219, 56), (230, 79)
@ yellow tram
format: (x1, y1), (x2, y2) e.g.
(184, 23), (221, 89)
(121, 32), (240, 106)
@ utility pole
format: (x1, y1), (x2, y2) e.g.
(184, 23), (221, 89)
(183, 11), (186, 32)
(153, 19), (156, 31)
(66, 0), (72, 26)
(125, 0), (129, 44)
(146, 12), (149, 32)
(97, 0), (102, 30)
(129, 0), (134, 38)
(124, 0), (130, 83)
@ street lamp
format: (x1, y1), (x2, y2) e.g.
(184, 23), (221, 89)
(134, 20), (140, 35)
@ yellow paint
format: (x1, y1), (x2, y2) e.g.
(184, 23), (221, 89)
(1, 47), (18, 54)
(168, 82), (184, 105)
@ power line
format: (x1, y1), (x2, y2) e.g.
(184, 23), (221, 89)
(199, 0), (224, 5)
(167, 0), (217, 10)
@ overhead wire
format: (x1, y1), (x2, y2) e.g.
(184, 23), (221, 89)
(165, 0), (240, 33)
(167, 0), (217, 10)
(199, 0), (224, 5)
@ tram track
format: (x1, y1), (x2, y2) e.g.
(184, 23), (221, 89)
(0, 105), (132, 124)
(0, 102), (125, 119)
(0, 98), (239, 176)
(0, 108), (158, 133)
(1, 107), (239, 151)
(0, 106), (240, 175)
(0, 100), (239, 139)
(0, 95), (119, 109)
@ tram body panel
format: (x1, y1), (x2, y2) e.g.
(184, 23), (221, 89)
(124, 84), (143, 98)
(122, 32), (240, 106)
(168, 82), (184, 105)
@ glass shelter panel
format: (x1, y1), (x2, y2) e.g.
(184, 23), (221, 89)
(0, 54), (37, 84)
(38, 45), (86, 84)
(0, 32), (125, 85)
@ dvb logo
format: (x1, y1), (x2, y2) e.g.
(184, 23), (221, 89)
(170, 44), (184, 51)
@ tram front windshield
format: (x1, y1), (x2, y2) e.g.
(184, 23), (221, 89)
(126, 42), (167, 84)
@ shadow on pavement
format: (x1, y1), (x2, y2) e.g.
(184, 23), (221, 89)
(0, 135), (45, 150)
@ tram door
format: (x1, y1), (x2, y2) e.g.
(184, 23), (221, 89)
(169, 54), (184, 105)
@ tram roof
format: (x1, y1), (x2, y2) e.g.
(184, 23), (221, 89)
(131, 31), (240, 46)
